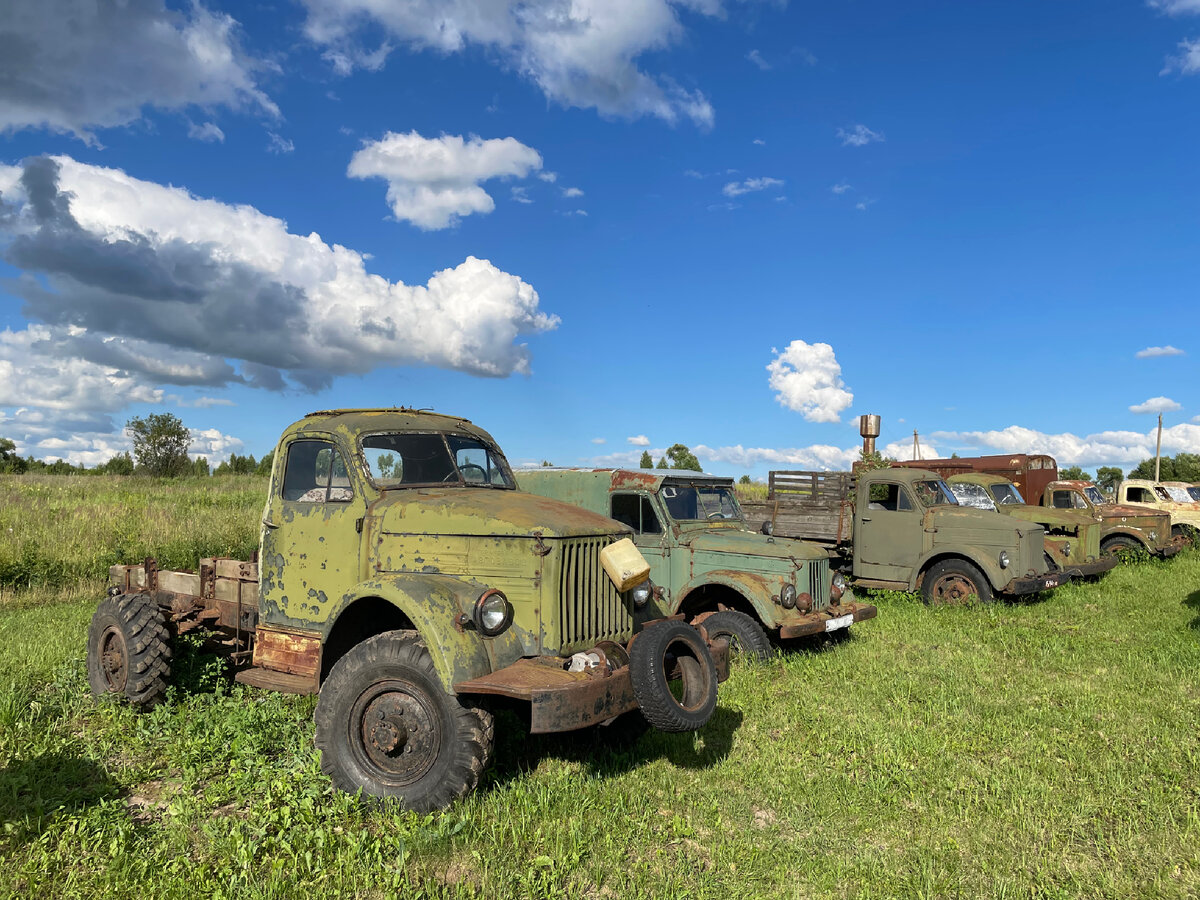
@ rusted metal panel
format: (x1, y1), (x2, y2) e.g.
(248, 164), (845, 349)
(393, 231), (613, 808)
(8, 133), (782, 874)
(253, 626), (322, 677)
(778, 601), (878, 639)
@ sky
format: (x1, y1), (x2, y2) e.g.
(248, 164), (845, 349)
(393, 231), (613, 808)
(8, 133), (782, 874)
(1, 0), (1199, 479)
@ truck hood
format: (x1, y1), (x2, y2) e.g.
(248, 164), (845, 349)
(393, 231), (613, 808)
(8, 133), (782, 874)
(679, 528), (828, 561)
(1002, 504), (1097, 527)
(371, 488), (628, 539)
(1099, 504), (1168, 523)
(927, 505), (1032, 541)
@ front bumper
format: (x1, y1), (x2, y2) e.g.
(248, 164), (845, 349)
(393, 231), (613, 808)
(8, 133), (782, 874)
(453, 627), (730, 735)
(1061, 556), (1119, 579)
(777, 601), (877, 640)
(1157, 537), (1186, 559)
(1004, 570), (1068, 596)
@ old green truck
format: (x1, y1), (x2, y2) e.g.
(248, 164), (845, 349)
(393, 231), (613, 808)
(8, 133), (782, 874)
(941, 474), (1117, 579)
(518, 468), (877, 657)
(1114, 479), (1200, 542)
(87, 409), (729, 811)
(740, 467), (1063, 605)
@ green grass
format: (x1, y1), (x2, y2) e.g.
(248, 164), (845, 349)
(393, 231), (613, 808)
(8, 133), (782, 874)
(1, 475), (1199, 897)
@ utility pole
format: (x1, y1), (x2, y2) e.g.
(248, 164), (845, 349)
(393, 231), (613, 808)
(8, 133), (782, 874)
(1154, 413), (1163, 482)
(912, 429), (922, 461)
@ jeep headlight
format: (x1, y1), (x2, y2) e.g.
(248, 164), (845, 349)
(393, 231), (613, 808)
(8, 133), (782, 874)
(831, 572), (847, 601)
(1063, 542), (1071, 557)
(474, 589), (513, 636)
(998, 551), (1010, 569)
(780, 583), (797, 609)
(761, 521), (773, 536)
(631, 579), (652, 608)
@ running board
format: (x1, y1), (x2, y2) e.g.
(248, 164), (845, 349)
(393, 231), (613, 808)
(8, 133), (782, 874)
(234, 666), (318, 695)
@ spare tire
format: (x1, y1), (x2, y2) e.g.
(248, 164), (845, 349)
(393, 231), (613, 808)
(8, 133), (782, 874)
(629, 621), (717, 733)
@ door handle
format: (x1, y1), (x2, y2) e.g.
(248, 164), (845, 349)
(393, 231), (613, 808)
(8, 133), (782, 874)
(860, 517), (872, 523)
(262, 519), (279, 529)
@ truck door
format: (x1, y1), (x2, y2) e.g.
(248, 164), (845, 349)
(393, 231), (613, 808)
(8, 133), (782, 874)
(854, 480), (923, 584)
(611, 492), (673, 614)
(260, 435), (368, 625)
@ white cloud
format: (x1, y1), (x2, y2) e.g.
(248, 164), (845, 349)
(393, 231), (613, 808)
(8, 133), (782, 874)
(838, 124), (884, 147)
(0, 0), (276, 142)
(301, 0), (730, 126)
(831, 183), (852, 194)
(1135, 345), (1185, 358)
(1162, 37), (1200, 74)
(0, 156), (559, 412)
(1148, 0), (1200, 14)
(188, 121), (226, 143)
(766, 340), (854, 423)
(538, 171), (558, 183)
(348, 131), (543, 229)
(562, 186), (584, 198)
(753, 138), (765, 145)
(931, 424), (1200, 470)
(747, 49), (771, 70)
(564, 209), (589, 217)
(188, 427), (244, 461)
(1129, 396), (1182, 414)
(193, 397), (236, 408)
(627, 435), (650, 446)
(722, 177), (784, 197)
(511, 185), (533, 204)
(855, 198), (876, 211)
(591, 437), (606, 444)
(266, 132), (295, 154)
(693, 438), (940, 470)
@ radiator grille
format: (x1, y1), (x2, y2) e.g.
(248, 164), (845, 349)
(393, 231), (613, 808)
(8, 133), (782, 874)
(557, 536), (632, 653)
(807, 557), (830, 611)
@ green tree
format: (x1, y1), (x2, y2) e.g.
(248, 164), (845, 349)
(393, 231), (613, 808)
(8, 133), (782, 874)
(655, 456), (668, 469)
(639, 451), (653, 469)
(1128, 452), (1200, 483)
(256, 449), (275, 476)
(738, 474), (751, 485)
(100, 452), (135, 476)
(1059, 465), (1092, 482)
(1095, 466), (1124, 493)
(665, 443), (702, 471)
(192, 457), (211, 477)
(215, 453), (257, 475)
(127, 413), (191, 477)
(0, 437), (25, 473)
(540, 460), (553, 467)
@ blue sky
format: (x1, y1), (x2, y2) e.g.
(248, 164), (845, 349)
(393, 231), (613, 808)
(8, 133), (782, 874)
(1, 0), (1198, 477)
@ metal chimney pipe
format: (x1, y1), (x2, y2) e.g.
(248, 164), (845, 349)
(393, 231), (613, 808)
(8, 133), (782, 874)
(859, 414), (881, 456)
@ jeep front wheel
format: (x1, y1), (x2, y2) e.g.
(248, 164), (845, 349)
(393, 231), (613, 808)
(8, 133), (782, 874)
(1100, 534), (1142, 560)
(697, 610), (771, 661)
(86, 592), (172, 708)
(921, 559), (993, 606)
(314, 631), (493, 811)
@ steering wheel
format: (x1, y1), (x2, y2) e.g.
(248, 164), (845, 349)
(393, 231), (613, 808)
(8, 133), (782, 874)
(452, 463), (488, 484)
(707, 511), (728, 520)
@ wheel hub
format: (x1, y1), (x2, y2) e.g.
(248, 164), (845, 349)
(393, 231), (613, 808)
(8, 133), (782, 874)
(355, 681), (441, 785)
(99, 626), (128, 691)
(932, 575), (973, 606)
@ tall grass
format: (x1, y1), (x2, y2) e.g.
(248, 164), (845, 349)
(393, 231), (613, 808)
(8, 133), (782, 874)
(0, 475), (264, 590)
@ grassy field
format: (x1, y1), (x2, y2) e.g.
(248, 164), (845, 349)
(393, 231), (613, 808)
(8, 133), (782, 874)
(1, 474), (1198, 898)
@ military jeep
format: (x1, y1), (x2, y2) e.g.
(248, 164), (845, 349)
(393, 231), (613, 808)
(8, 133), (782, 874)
(87, 409), (729, 811)
(518, 468), (876, 656)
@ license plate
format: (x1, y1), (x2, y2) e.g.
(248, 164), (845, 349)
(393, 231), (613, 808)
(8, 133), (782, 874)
(1043, 576), (1059, 588)
(825, 614), (853, 632)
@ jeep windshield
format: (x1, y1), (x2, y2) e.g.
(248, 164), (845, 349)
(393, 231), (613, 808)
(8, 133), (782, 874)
(948, 483), (995, 510)
(913, 480), (958, 508)
(989, 483), (1025, 505)
(659, 483), (742, 522)
(359, 432), (515, 489)
(1083, 486), (1106, 505)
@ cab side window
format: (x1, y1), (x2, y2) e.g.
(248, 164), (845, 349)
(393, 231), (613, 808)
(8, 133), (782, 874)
(283, 440), (354, 503)
(611, 493), (662, 534)
(867, 483), (914, 512)
(1128, 487), (1154, 502)
(1052, 490), (1071, 509)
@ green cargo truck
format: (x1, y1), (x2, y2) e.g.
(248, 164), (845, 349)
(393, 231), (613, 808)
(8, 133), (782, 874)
(88, 409), (729, 811)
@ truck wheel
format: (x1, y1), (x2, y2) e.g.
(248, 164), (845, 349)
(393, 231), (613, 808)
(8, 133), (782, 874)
(314, 631), (493, 811)
(629, 622), (717, 733)
(1100, 535), (1141, 559)
(921, 560), (993, 606)
(697, 610), (771, 661)
(86, 592), (172, 709)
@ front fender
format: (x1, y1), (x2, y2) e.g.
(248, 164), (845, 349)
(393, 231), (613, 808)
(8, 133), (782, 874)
(677, 569), (783, 627)
(909, 547), (1007, 592)
(1103, 525), (1153, 550)
(332, 574), (526, 692)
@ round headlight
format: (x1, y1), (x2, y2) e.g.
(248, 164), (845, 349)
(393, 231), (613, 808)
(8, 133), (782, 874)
(831, 572), (846, 601)
(761, 521), (774, 536)
(474, 589), (513, 636)
(1063, 542), (1071, 557)
(998, 551), (1010, 569)
(780, 583), (797, 609)
(631, 579), (652, 608)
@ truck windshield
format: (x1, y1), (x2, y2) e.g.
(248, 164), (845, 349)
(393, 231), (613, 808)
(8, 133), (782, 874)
(989, 483), (1025, 505)
(913, 480), (958, 507)
(359, 433), (514, 489)
(948, 483), (995, 510)
(1190, 487), (1200, 502)
(1161, 485), (1193, 503)
(659, 483), (742, 521)
(1083, 486), (1106, 505)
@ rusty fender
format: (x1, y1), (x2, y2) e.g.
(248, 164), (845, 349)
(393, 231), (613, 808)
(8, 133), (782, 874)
(679, 569), (781, 625)
(777, 601), (877, 640)
(454, 633), (731, 734)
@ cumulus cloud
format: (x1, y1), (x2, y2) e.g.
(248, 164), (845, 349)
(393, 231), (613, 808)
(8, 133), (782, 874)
(510, 185), (533, 204)
(0, 155), (559, 412)
(722, 177), (784, 198)
(693, 438), (939, 471)
(299, 0), (733, 126)
(627, 435), (650, 446)
(0, 0), (276, 141)
(831, 183), (852, 194)
(188, 122), (226, 143)
(766, 340), (854, 423)
(1164, 37), (1200, 74)
(266, 132), (295, 154)
(590, 437), (606, 444)
(562, 186), (584, 198)
(746, 49), (771, 70)
(1135, 345), (1185, 358)
(1129, 396), (1182, 414)
(348, 131), (543, 229)
(931, 423), (1200, 470)
(1148, 0), (1200, 14)
(838, 124), (884, 147)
